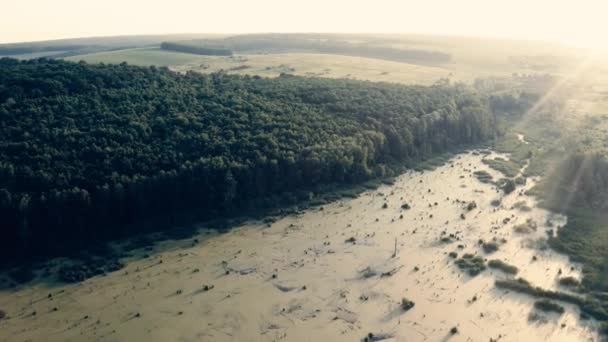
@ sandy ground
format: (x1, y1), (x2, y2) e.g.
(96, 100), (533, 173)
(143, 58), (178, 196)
(0, 151), (600, 342)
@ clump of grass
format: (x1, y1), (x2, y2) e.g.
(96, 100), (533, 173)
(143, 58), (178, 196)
(401, 203), (411, 210)
(534, 299), (565, 314)
(382, 202), (388, 209)
(401, 298), (415, 311)
(490, 199), (501, 206)
(0, 309), (6, 320)
(448, 251), (458, 259)
(515, 176), (527, 185)
(473, 170), (493, 183)
(488, 259), (519, 274)
(455, 254), (486, 276)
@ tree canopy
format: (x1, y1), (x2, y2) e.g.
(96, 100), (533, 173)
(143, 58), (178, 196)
(0, 58), (497, 262)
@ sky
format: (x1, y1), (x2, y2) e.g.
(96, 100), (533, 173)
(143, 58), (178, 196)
(2, 0), (607, 49)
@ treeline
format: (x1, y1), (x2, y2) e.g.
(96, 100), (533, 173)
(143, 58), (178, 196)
(163, 34), (451, 64)
(0, 58), (499, 262)
(160, 42), (232, 56)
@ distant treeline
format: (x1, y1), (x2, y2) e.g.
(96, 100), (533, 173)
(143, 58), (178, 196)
(0, 58), (512, 263)
(160, 42), (233, 56)
(0, 44), (91, 56)
(161, 34), (451, 64)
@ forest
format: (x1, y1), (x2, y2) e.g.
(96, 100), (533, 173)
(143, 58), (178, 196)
(160, 42), (233, 56)
(0, 57), (507, 263)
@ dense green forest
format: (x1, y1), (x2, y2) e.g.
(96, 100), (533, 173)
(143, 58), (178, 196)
(160, 42), (233, 56)
(0, 57), (502, 263)
(161, 34), (451, 64)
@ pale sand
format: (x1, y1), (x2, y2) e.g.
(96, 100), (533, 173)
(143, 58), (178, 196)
(0, 151), (599, 342)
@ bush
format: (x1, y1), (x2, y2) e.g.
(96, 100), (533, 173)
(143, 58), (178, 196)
(497, 178), (517, 194)
(466, 201), (477, 211)
(482, 242), (499, 253)
(488, 259), (519, 274)
(455, 254), (486, 276)
(401, 298), (415, 311)
(473, 170), (493, 183)
(534, 299), (565, 314)
(558, 276), (580, 288)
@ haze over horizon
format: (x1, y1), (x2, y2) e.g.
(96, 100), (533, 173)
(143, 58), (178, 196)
(2, 0), (607, 50)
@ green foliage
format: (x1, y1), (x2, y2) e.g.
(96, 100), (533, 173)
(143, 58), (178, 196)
(487, 259), (519, 274)
(558, 276), (580, 288)
(401, 298), (415, 311)
(482, 242), (499, 253)
(473, 170), (493, 183)
(0, 58), (498, 262)
(497, 178), (517, 194)
(160, 42), (232, 56)
(534, 299), (565, 314)
(455, 253), (486, 276)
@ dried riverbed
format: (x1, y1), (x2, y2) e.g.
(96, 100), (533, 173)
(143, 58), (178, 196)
(0, 151), (600, 342)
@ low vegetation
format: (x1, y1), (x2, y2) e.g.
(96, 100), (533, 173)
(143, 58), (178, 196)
(455, 253), (486, 276)
(401, 298), (415, 311)
(473, 170), (493, 183)
(534, 299), (565, 314)
(487, 259), (519, 274)
(482, 242), (499, 254)
(482, 157), (521, 177)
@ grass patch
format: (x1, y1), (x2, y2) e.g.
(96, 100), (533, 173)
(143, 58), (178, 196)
(482, 157), (521, 177)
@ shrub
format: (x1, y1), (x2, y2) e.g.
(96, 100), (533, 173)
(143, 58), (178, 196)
(482, 242), (499, 253)
(455, 254), (486, 276)
(466, 201), (477, 211)
(473, 170), (493, 183)
(488, 259), (519, 274)
(534, 299), (565, 314)
(558, 276), (580, 288)
(401, 298), (415, 311)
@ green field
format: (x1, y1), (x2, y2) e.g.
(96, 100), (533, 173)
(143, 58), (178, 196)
(65, 47), (211, 66)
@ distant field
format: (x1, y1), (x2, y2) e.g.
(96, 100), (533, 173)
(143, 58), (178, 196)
(65, 47), (209, 66)
(63, 34), (603, 87)
(67, 48), (477, 85)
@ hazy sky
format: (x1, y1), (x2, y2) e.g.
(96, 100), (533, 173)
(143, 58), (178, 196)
(2, 0), (607, 48)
